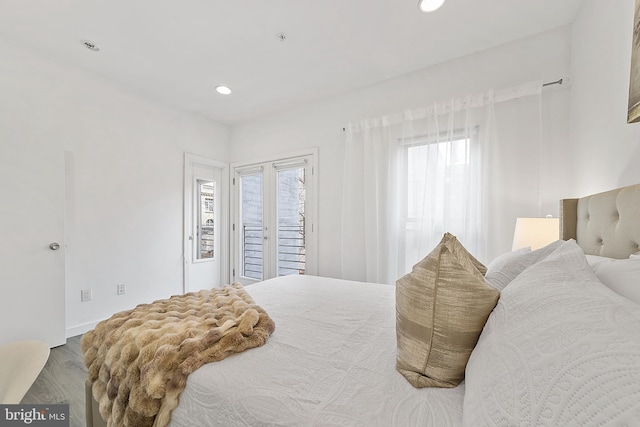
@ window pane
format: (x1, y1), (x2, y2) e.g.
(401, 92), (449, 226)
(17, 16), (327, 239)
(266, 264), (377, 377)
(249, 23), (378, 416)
(407, 138), (470, 218)
(240, 173), (263, 280)
(405, 137), (471, 271)
(197, 180), (214, 259)
(277, 167), (306, 276)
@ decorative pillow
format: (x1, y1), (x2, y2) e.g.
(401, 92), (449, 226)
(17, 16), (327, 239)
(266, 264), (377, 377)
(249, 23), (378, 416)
(395, 232), (499, 388)
(589, 256), (640, 305)
(485, 240), (563, 291)
(463, 240), (640, 426)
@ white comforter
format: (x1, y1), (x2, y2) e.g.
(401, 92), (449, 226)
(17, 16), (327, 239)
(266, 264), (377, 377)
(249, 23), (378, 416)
(464, 240), (640, 426)
(169, 275), (464, 427)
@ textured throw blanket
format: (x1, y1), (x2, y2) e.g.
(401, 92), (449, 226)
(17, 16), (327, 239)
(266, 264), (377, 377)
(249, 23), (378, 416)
(81, 283), (275, 427)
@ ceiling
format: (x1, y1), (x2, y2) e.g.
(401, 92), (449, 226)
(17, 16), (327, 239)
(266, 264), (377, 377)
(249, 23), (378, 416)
(0, 0), (584, 125)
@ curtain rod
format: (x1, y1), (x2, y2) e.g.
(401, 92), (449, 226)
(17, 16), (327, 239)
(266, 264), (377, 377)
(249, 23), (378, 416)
(542, 78), (563, 87)
(341, 78), (565, 132)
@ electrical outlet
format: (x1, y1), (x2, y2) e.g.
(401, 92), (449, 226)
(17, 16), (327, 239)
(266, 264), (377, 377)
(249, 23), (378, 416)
(81, 289), (92, 302)
(117, 284), (126, 295)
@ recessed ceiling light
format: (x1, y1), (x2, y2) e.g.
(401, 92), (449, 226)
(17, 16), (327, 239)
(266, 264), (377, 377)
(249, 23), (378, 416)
(215, 85), (232, 95)
(81, 40), (100, 52)
(418, 0), (445, 12)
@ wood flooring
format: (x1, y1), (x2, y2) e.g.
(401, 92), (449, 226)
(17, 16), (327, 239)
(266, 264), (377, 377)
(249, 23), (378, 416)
(22, 335), (87, 427)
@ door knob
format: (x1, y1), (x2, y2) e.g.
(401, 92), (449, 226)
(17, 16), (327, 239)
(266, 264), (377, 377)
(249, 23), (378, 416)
(49, 242), (60, 250)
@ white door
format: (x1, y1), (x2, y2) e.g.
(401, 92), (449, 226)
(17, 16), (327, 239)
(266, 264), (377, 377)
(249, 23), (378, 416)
(0, 115), (65, 347)
(184, 154), (228, 292)
(232, 150), (317, 285)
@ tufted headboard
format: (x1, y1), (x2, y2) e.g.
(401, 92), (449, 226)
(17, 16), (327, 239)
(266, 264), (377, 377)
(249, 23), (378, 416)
(560, 184), (640, 259)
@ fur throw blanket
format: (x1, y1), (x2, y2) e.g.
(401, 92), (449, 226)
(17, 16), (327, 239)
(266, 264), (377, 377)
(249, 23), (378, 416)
(81, 283), (275, 427)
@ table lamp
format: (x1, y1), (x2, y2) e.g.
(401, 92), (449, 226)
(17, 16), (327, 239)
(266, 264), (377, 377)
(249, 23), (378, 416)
(512, 216), (560, 251)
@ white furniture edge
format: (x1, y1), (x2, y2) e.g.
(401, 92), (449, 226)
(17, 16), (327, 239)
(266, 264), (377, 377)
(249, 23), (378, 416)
(0, 340), (50, 404)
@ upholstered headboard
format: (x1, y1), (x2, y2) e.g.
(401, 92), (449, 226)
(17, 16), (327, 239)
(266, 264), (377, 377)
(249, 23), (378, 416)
(560, 184), (640, 259)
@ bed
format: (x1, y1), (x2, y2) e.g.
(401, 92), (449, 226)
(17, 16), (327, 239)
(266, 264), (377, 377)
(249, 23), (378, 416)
(86, 183), (640, 427)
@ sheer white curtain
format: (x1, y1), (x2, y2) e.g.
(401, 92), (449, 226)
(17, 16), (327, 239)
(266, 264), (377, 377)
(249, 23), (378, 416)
(341, 82), (543, 284)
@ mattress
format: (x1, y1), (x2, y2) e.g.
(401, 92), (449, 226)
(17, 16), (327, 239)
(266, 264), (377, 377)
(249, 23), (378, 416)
(168, 275), (465, 426)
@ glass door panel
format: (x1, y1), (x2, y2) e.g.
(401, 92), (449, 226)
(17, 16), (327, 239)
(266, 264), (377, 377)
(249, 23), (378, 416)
(239, 172), (263, 280)
(277, 167), (306, 276)
(197, 180), (215, 260)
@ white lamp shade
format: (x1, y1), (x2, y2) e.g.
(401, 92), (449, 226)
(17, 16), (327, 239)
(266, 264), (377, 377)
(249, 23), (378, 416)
(512, 217), (560, 251)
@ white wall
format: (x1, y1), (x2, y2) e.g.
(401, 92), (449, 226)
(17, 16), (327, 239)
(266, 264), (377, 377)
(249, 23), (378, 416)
(0, 37), (230, 338)
(231, 0), (640, 276)
(570, 0), (640, 195)
(5, 0), (636, 336)
(230, 26), (573, 275)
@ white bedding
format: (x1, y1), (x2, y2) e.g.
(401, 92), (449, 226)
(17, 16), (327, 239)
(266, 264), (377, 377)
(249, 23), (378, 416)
(165, 242), (640, 427)
(169, 275), (465, 427)
(464, 240), (640, 425)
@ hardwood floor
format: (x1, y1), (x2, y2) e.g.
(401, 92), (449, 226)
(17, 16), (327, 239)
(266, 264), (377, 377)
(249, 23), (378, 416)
(22, 335), (87, 427)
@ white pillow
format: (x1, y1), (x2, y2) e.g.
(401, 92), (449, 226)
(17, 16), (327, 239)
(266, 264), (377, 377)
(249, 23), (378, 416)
(584, 254), (614, 268)
(485, 246), (530, 275)
(588, 256), (640, 305)
(484, 240), (562, 291)
(463, 240), (640, 426)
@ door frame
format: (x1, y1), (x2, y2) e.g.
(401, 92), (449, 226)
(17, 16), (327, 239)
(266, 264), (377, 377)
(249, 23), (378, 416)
(183, 153), (229, 292)
(230, 147), (318, 284)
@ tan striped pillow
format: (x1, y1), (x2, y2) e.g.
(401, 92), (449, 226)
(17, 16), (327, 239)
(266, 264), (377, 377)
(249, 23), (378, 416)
(396, 233), (499, 388)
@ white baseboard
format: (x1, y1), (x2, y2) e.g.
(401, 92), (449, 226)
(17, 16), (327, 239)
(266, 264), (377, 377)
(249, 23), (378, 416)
(66, 320), (103, 338)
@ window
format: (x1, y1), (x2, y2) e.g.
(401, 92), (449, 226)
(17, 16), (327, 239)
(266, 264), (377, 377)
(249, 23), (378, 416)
(401, 131), (475, 272)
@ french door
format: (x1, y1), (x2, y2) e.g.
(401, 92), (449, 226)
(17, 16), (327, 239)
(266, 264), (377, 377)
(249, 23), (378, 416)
(232, 150), (317, 285)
